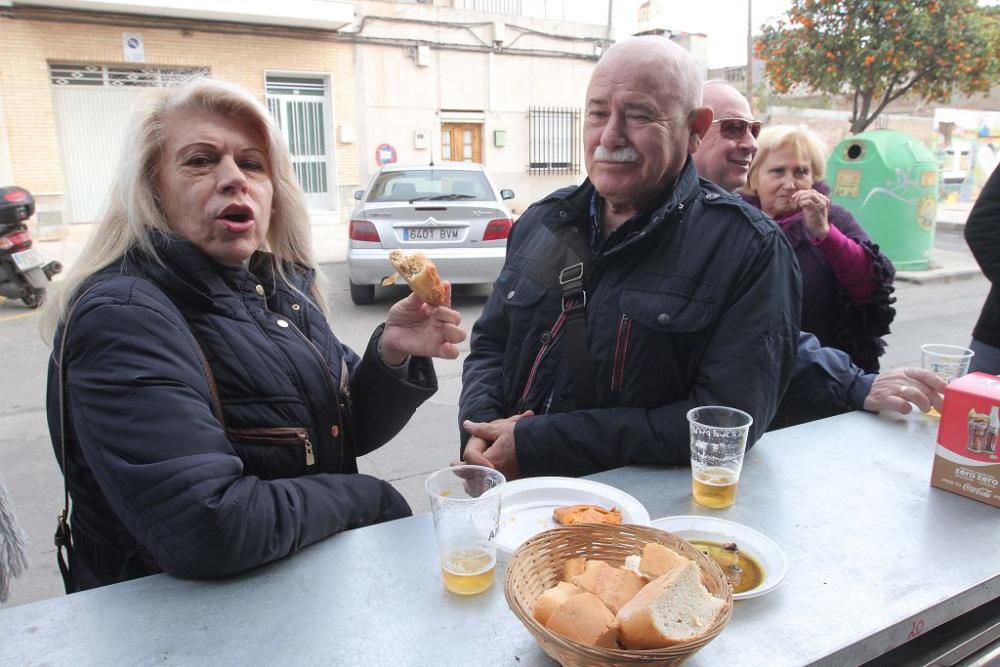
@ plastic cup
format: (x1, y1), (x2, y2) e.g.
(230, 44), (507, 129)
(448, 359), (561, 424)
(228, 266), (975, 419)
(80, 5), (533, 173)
(425, 465), (505, 595)
(687, 406), (753, 510)
(921, 344), (974, 417)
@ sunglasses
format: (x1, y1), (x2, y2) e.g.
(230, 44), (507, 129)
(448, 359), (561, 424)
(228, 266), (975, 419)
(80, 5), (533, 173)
(713, 117), (762, 140)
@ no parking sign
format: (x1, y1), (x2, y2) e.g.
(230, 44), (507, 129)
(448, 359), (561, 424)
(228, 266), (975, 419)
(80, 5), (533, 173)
(375, 143), (397, 166)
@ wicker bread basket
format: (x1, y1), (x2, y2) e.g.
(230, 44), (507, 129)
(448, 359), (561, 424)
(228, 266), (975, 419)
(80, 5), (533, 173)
(504, 523), (733, 667)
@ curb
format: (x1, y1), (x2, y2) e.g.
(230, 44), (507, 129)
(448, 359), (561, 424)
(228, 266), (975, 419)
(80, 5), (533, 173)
(936, 221), (966, 233)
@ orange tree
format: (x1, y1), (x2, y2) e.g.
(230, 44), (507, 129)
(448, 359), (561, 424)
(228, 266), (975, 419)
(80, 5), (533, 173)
(756, 0), (1000, 133)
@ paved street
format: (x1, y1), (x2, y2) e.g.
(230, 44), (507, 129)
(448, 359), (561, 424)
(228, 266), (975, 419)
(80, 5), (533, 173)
(0, 229), (988, 609)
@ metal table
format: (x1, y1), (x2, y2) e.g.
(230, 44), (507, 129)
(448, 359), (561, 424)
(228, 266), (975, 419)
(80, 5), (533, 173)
(1, 411), (998, 666)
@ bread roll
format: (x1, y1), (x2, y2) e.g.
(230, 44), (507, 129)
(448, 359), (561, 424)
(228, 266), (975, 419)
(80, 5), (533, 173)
(562, 557), (586, 582)
(572, 559), (646, 614)
(387, 250), (447, 305)
(639, 543), (691, 578)
(532, 581), (582, 625)
(544, 592), (619, 649)
(616, 560), (725, 649)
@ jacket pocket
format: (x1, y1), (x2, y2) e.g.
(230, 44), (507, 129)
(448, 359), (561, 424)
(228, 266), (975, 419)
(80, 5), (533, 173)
(494, 258), (563, 410)
(610, 314), (632, 393)
(614, 277), (717, 403)
(618, 278), (715, 333)
(227, 426), (315, 480)
(494, 259), (549, 309)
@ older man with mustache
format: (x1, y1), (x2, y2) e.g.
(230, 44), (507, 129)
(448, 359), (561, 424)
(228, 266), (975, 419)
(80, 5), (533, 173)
(458, 37), (801, 480)
(694, 80), (946, 426)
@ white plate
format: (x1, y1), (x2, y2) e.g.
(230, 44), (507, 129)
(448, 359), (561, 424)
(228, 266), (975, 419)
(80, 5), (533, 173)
(652, 515), (787, 600)
(497, 477), (651, 555)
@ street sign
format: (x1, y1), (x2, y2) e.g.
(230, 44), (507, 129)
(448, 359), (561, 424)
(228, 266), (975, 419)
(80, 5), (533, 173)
(375, 143), (397, 166)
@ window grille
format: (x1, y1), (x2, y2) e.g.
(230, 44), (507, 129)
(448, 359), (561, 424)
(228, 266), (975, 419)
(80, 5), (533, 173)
(460, 0), (522, 15)
(49, 64), (207, 87)
(528, 107), (580, 175)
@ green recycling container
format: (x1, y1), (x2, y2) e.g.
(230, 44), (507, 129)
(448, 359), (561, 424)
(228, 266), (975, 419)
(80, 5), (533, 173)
(827, 129), (938, 270)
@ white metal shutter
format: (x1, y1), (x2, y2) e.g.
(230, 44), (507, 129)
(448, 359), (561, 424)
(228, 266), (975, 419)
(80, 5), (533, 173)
(49, 64), (207, 223)
(51, 86), (145, 223)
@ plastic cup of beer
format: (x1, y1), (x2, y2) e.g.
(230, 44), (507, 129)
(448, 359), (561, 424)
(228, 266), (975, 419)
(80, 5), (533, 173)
(687, 406), (753, 510)
(921, 344), (974, 417)
(425, 465), (505, 595)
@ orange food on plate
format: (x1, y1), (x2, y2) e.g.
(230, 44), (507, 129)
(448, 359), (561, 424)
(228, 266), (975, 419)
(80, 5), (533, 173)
(553, 504), (622, 526)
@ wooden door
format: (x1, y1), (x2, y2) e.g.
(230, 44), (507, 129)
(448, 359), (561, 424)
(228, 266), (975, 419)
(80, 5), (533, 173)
(441, 123), (482, 163)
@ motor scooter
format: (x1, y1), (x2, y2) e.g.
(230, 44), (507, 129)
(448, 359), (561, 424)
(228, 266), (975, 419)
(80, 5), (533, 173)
(0, 186), (62, 308)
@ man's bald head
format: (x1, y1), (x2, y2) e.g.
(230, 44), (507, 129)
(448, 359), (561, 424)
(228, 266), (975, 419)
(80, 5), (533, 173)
(583, 36), (713, 212)
(694, 81), (758, 192)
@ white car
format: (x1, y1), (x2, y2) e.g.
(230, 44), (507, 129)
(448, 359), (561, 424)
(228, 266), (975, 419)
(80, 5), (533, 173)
(347, 162), (515, 304)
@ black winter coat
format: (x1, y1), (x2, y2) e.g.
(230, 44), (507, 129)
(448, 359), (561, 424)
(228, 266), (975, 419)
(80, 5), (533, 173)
(47, 234), (436, 590)
(967, 162), (1000, 348)
(460, 161), (802, 477)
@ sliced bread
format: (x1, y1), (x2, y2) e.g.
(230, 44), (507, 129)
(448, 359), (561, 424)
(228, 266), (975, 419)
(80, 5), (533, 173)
(616, 560), (725, 650)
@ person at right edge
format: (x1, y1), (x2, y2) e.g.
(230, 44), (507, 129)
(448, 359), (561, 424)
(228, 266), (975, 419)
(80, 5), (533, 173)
(458, 36), (801, 480)
(966, 161), (1000, 375)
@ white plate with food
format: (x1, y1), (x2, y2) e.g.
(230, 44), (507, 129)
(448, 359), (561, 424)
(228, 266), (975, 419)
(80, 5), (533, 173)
(651, 515), (787, 600)
(497, 477), (651, 555)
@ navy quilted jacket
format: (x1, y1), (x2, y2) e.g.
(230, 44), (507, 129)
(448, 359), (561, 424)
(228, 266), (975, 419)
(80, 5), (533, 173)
(460, 161), (802, 477)
(47, 233), (435, 590)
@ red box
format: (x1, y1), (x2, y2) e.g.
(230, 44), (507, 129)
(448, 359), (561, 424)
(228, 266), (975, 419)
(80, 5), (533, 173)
(932, 372), (1000, 508)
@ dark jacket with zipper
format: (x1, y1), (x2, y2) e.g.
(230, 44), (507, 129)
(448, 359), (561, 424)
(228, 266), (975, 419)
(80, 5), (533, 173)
(967, 162), (1000, 348)
(47, 233), (435, 591)
(459, 161), (802, 477)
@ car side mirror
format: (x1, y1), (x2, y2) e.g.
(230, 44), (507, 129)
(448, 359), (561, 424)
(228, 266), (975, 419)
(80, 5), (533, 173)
(353, 190), (364, 201)
(500, 189), (515, 200)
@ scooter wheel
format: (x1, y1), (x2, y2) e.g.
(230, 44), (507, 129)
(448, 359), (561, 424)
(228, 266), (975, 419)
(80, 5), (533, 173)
(22, 288), (45, 309)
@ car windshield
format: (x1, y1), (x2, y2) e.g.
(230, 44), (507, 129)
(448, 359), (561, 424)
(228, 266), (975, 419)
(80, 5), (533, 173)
(366, 169), (494, 203)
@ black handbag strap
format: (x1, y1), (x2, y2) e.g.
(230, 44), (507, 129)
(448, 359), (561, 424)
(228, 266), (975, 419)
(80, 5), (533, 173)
(55, 285), (224, 593)
(557, 227), (596, 410)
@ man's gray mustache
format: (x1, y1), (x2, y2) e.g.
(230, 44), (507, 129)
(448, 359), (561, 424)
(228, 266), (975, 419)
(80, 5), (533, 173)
(593, 146), (639, 163)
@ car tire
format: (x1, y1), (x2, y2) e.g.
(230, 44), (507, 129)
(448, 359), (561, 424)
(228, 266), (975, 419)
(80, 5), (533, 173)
(350, 281), (375, 305)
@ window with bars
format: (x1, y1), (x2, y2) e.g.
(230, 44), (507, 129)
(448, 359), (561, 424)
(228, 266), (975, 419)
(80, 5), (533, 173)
(528, 107), (580, 175)
(49, 63), (207, 87)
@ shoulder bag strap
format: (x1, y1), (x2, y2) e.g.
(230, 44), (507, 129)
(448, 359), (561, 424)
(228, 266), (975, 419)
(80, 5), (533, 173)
(557, 225), (596, 410)
(54, 286), (224, 592)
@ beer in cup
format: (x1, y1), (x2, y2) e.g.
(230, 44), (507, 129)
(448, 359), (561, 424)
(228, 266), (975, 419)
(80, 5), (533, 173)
(687, 406), (753, 509)
(425, 465), (505, 595)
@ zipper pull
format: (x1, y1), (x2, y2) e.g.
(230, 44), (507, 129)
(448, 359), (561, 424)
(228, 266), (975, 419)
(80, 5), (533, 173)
(303, 436), (316, 466)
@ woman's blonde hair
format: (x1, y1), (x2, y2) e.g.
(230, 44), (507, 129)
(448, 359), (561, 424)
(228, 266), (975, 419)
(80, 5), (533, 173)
(743, 124), (829, 196)
(40, 77), (325, 341)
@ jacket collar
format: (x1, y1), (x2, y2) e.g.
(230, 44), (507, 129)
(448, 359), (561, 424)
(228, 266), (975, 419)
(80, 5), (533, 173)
(125, 231), (310, 317)
(553, 158), (702, 251)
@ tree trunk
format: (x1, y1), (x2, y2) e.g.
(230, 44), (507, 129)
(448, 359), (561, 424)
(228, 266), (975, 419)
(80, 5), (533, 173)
(850, 89), (875, 134)
(850, 116), (873, 134)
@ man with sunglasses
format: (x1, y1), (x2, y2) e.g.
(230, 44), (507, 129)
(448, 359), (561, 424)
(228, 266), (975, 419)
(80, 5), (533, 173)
(458, 39), (801, 479)
(694, 81), (945, 425)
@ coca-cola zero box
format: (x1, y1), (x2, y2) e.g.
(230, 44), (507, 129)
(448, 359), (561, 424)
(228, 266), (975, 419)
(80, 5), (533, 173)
(932, 372), (1000, 508)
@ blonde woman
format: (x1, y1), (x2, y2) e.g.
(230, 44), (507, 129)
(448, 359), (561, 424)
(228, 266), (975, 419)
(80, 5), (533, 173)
(41, 78), (465, 591)
(742, 125), (895, 373)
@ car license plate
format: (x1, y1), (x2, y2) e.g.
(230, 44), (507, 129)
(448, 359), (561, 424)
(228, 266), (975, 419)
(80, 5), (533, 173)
(11, 248), (43, 271)
(403, 227), (460, 241)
